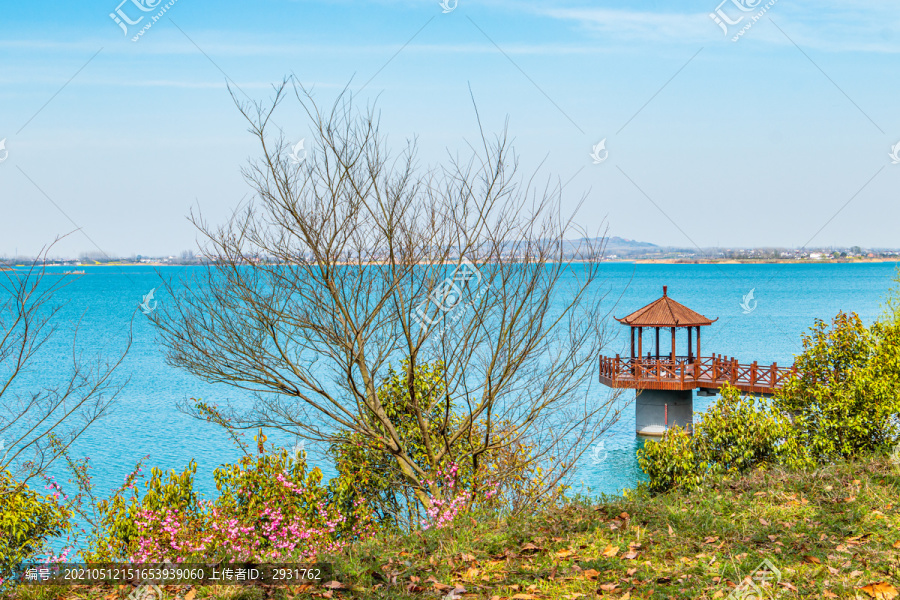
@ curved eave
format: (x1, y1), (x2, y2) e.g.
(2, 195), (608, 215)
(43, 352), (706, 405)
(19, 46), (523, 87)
(614, 316), (718, 327)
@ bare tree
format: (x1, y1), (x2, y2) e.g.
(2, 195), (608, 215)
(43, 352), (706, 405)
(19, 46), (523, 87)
(153, 80), (622, 518)
(0, 244), (131, 496)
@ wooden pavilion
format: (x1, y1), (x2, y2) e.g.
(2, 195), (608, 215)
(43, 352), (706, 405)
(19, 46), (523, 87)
(599, 286), (795, 436)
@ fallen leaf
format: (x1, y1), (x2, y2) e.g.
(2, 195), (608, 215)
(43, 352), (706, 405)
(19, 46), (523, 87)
(582, 568), (600, 580)
(860, 582), (899, 599)
(759, 518), (770, 526)
(601, 544), (619, 557)
(779, 582), (799, 592)
(893, 541), (900, 549)
(521, 542), (542, 553)
(668, 523), (674, 537)
(623, 550), (639, 560)
(555, 549), (576, 558)
(803, 555), (821, 564)
(324, 581), (347, 590)
(511, 595), (536, 600)
(461, 553), (476, 562)
(184, 591), (196, 600)
(626, 568), (637, 576)
(463, 567), (479, 579)
(704, 536), (719, 544)
(823, 591), (838, 598)
(599, 583), (618, 591)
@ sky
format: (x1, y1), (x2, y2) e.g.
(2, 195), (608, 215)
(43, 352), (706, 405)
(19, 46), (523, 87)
(1, 0), (899, 258)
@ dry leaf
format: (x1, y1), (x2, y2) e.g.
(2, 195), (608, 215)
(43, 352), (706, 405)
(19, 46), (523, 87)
(823, 591), (838, 598)
(892, 541), (900, 549)
(324, 581), (347, 590)
(599, 583), (618, 591)
(184, 590), (196, 600)
(759, 518), (770, 526)
(463, 567), (479, 579)
(555, 549), (576, 558)
(668, 523), (674, 537)
(623, 550), (639, 560)
(512, 595), (536, 600)
(601, 544), (619, 557)
(860, 582), (899, 599)
(803, 555), (821, 564)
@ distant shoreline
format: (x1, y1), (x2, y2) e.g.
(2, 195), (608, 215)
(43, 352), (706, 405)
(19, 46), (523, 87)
(4, 257), (899, 268)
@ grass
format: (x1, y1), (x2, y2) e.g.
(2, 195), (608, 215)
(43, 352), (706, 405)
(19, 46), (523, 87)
(5, 455), (900, 599)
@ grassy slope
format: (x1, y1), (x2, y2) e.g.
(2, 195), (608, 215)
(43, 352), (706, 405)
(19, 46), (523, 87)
(8, 456), (900, 600)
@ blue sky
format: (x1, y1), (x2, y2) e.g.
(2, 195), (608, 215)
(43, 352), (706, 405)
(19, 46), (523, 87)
(1, 0), (898, 257)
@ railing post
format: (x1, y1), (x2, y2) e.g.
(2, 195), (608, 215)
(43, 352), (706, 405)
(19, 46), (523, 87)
(751, 361), (757, 386)
(771, 361), (777, 387)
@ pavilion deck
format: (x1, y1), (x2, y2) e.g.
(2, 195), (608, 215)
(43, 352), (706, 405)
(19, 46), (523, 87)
(599, 354), (796, 395)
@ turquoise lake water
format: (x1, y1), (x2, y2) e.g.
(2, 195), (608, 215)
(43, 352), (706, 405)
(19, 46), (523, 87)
(4, 262), (898, 509)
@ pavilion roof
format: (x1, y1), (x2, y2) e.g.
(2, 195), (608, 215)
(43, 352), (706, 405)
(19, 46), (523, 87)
(615, 286), (717, 327)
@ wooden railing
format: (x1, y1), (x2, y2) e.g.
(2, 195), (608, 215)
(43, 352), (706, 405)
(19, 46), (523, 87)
(599, 354), (796, 392)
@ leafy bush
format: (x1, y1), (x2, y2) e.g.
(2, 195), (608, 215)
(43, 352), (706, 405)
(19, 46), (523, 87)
(775, 312), (900, 462)
(0, 472), (71, 584)
(639, 309), (900, 495)
(637, 385), (789, 494)
(79, 448), (375, 563)
(330, 360), (548, 530)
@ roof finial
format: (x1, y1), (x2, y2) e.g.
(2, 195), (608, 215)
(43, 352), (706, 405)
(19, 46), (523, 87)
(663, 285), (667, 297)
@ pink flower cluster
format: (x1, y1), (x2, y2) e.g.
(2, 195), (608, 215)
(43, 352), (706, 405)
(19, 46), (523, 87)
(126, 470), (374, 563)
(420, 463), (501, 530)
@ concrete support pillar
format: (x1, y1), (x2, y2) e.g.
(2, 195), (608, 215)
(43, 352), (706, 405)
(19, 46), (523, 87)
(635, 389), (693, 437)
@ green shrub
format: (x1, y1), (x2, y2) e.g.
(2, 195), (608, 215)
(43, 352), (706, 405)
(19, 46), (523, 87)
(330, 360), (548, 529)
(639, 309), (900, 496)
(637, 385), (789, 494)
(80, 448), (375, 563)
(0, 472), (71, 584)
(774, 312), (900, 462)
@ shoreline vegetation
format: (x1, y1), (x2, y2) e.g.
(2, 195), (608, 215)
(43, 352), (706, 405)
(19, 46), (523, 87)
(4, 455), (899, 599)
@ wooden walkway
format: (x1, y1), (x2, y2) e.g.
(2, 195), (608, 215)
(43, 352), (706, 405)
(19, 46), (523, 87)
(599, 354), (795, 395)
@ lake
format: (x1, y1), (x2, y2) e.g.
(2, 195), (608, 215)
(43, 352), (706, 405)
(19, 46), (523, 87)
(4, 262), (898, 509)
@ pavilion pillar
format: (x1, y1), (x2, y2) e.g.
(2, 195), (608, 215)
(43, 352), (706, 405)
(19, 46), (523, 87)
(687, 327), (693, 362)
(671, 327), (676, 363)
(638, 327), (643, 361)
(696, 326), (701, 361)
(630, 327), (635, 361)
